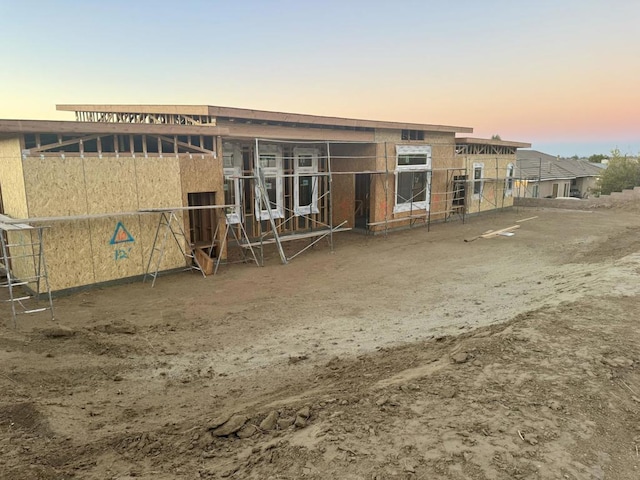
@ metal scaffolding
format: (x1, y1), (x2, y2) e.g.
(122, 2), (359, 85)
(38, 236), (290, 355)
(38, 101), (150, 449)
(0, 218), (54, 327)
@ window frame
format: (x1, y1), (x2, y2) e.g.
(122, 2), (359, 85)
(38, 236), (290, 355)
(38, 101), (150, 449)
(472, 162), (484, 198)
(504, 163), (514, 197)
(254, 144), (284, 221)
(293, 147), (320, 216)
(394, 145), (432, 213)
(222, 143), (243, 224)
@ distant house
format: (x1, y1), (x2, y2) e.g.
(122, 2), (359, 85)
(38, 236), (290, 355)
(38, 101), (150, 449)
(515, 150), (603, 198)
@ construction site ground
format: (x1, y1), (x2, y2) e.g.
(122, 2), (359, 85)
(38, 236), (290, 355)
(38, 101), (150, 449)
(2, 204), (640, 480)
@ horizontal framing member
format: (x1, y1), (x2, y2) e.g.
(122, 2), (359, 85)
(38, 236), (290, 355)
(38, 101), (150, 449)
(2, 205), (238, 225)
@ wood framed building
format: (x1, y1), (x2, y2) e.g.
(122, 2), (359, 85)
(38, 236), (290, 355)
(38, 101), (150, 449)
(0, 104), (530, 293)
(456, 137), (532, 214)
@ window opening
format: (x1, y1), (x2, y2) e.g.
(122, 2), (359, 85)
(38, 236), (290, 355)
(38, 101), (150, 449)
(505, 163), (514, 196)
(473, 163), (484, 197)
(255, 144), (284, 220)
(394, 145), (431, 213)
(401, 129), (425, 141)
(222, 143), (243, 224)
(293, 147), (320, 216)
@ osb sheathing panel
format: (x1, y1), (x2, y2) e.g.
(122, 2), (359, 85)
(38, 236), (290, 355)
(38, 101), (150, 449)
(134, 157), (182, 209)
(464, 154), (516, 214)
(0, 136), (28, 218)
(21, 154), (187, 290)
(137, 213), (186, 274)
(23, 157), (87, 217)
(89, 216), (145, 284)
(44, 221), (95, 291)
(134, 157), (184, 272)
(82, 157), (138, 214)
(331, 174), (355, 227)
(0, 136), (31, 282)
(5, 230), (37, 289)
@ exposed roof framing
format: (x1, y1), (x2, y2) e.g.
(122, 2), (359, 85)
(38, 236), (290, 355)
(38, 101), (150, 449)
(73, 111), (217, 125)
(0, 119), (229, 136)
(456, 137), (531, 148)
(22, 132), (216, 156)
(57, 104), (474, 134)
(455, 144), (517, 155)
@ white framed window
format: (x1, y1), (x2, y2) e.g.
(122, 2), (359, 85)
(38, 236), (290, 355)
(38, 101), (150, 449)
(222, 143), (243, 224)
(505, 163), (514, 197)
(254, 144), (284, 220)
(394, 145), (431, 213)
(472, 163), (484, 198)
(293, 147), (320, 216)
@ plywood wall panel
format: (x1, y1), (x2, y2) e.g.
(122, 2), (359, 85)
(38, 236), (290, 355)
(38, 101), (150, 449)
(134, 157), (181, 209)
(331, 174), (355, 227)
(137, 213), (186, 273)
(23, 157), (88, 217)
(0, 136), (28, 218)
(19, 154), (190, 291)
(44, 221), (96, 291)
(89, 216), (145, 283)
(82, 157), (138, 214)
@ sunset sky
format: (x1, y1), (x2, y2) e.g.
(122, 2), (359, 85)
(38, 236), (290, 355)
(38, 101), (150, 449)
(1, 0), (638, 156)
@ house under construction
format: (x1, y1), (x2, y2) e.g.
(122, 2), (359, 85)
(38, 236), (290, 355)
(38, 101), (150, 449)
(0, 104), (530, 309)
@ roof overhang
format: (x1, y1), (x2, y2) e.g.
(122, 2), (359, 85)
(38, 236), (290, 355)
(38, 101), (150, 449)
(57, 104), (474, 134)
(456, 137), (531, 148)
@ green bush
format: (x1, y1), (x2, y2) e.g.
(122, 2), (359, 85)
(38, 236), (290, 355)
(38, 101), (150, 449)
(596, 150), (640, 195)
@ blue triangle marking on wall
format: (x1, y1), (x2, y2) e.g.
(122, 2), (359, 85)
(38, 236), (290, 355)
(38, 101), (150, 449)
(109, 221), (135, 245)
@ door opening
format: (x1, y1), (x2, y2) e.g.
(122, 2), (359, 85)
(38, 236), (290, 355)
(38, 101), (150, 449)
(354, 174), (370, 230)
(187, 192), (217, 252)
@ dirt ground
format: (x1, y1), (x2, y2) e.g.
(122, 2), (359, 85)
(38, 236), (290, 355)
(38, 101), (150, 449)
(2, 203), (640, 480)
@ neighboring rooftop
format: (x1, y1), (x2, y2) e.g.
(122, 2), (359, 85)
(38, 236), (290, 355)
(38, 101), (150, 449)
(516, 149), (604, 181)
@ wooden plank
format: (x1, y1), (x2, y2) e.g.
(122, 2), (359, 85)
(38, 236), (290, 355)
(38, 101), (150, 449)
(0, 119), (230, 136)
(242, 227), (352, 247)
(480, 225), (520, 238)
(464, 230), (493, 243)
(367, 215), (426, 226)
(516, 215), (538, 223)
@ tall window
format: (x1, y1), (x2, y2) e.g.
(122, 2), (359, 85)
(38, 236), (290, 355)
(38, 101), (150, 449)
(473, 163), (484, 197)
(505, 163), (514, 197)
(223, 143), (243, 224)
(254, 144), (284, 220)
(293, 147), (320, 216)
(394, 145), (431, 213)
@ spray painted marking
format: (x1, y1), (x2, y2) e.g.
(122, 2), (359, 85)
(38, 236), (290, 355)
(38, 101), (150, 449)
(109, 222), (134, 245)
(114, 247), (132, 261)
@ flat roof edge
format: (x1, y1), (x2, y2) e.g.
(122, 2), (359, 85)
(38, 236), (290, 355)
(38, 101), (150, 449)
(456, 137), (531, 148)
(55, 103), (473, 134)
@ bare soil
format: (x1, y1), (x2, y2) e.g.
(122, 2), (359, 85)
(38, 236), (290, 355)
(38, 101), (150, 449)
(2, 204), (640, 479)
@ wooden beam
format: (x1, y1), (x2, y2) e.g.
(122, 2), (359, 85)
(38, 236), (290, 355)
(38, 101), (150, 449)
(0, 119), (230, 136)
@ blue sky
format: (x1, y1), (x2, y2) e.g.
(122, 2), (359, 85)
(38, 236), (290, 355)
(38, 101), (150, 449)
(1, 0), (639, 156)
